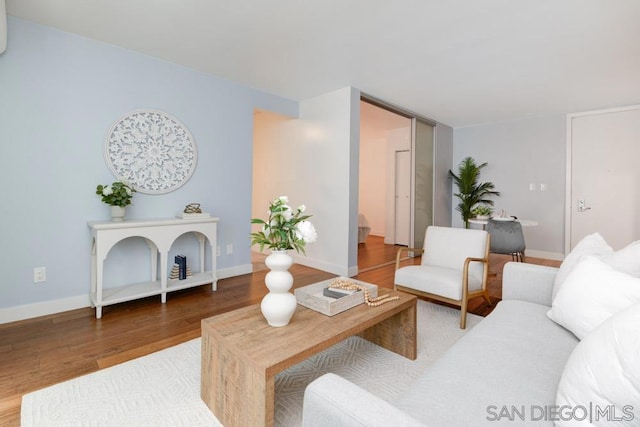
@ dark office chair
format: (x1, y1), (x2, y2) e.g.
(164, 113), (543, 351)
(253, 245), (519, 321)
(486, 219), (526, 262)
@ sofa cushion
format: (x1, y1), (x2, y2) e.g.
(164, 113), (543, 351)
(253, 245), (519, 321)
(553, 232), (612, 300)
(547, 256), (640, 339)
(396, 300), (578, 426)
(556, 303), (640, 425)
(394, 265), (482, 300)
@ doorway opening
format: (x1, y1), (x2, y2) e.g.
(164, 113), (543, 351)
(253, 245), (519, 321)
(358, 100), (412, 272)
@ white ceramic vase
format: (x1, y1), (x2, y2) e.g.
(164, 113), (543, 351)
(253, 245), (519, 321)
(261, 250), (296, 327)
(111, 205), (125, 222)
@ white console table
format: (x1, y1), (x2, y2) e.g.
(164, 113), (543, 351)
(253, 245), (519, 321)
(88, 217), (218, 319)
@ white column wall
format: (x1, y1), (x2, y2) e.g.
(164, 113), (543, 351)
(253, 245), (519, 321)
(253, 87), (358, 276)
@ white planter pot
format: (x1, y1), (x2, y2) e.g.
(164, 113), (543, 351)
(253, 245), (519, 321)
(111, 205), (126, 222)
(260, 250), (296, 327)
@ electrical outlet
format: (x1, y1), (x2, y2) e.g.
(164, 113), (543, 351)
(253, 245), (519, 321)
(226, 244), (233, 255)
(34, 267), (46, 283)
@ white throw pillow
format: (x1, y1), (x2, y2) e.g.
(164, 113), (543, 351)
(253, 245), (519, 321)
(553, 233), (612, 300)
(603, 240), (640, 278)
(556, 303), (640, 426)
(547, 256), (640, 339)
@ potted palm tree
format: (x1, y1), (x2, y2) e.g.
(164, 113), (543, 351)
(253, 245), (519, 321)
(449, 157), (500, 228)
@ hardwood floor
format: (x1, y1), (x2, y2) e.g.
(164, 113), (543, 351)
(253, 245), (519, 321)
(0, 239), (560, 426)
(357, 235), (400, 271)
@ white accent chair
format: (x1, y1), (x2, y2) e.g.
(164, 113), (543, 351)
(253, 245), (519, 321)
(394, 226), (491, 329)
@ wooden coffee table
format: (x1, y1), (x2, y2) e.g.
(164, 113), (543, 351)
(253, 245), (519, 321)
(201, 287), (417, 427)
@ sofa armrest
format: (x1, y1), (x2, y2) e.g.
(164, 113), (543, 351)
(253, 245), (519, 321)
(502, 262), (559, 307)
(302, 373), (425, 427)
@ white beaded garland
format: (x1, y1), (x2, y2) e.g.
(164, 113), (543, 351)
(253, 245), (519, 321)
(328, 279), (400, 307)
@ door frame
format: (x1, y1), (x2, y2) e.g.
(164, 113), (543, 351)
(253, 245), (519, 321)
(564, 104), (640, 253)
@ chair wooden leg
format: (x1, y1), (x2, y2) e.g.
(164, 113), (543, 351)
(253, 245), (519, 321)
(482, 291), (492, 306)
(459, 310), (467, 329)
(460, 299), (468, 329)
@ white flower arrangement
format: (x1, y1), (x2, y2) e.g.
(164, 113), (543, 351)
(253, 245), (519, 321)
(251, 196), (317, 254)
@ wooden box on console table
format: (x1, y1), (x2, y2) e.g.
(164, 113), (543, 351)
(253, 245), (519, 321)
(87, 217), (218, 319)
(295, 277), (378, 316)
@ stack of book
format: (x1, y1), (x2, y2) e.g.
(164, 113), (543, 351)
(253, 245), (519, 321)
(322, 287), (358, 299)
(170, 255), (189, 280)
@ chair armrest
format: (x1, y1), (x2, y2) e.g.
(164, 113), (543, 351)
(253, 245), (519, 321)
(463, 256), (490, 277)
(502, 262), (559, 307)
(395, 247), (424, 270)
(464, 256), (489, 266)
(462, 256), (490, 295)
(302, 373), (425, 427)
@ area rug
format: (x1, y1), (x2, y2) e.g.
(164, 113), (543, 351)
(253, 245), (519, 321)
(21, 302), (481, 426)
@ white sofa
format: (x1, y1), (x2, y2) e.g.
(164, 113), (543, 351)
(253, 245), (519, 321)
(301, 262), (581, 426)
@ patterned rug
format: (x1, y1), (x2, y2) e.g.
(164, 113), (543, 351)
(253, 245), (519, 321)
(21, 301), (481, 426)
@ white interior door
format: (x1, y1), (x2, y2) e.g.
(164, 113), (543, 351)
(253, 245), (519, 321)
(567, 105), (640, 250)
(395, 150), (411, 246)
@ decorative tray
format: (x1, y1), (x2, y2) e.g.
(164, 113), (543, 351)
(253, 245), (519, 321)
(295, 277), (378, 316)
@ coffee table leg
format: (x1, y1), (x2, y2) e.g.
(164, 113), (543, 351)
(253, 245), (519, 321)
(201, 331), (276, 426)
(358, 302), (417, 360)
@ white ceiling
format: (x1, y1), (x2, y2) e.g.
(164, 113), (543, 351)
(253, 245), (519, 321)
(6, 0), (640, 127)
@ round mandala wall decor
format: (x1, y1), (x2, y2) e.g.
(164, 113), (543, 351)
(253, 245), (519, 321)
(104, 109), (197, 194)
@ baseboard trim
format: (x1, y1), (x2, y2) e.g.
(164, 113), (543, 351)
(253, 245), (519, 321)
(0, 265), (255, 325)
(0, 294), (91, 325)
(217, 264), (253, 279)
(525, 250), (564, 261)
(292, 256), (351, 277)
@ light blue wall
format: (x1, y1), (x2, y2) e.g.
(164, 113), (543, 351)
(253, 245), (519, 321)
(0, 17), (297, 313)
(453, 115), (566, 257)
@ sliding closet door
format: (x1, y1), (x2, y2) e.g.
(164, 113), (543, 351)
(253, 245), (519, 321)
(411, 119), (434, 250)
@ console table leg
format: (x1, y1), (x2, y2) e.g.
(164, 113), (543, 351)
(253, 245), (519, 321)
(196, 234), (206, 273)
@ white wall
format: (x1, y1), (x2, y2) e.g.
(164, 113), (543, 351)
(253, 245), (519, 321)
(358, 137), (386, 236)
(453, 114), (566, 258)
(253, 87), (359, 276)
(0, 18), (298, 323)
(434, 123), (453, 227)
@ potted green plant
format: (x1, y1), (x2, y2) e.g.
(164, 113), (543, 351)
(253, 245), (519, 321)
(449, 157), (500, 228)
(96, 180), (136, 221)
(472, 205), (493, 219)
